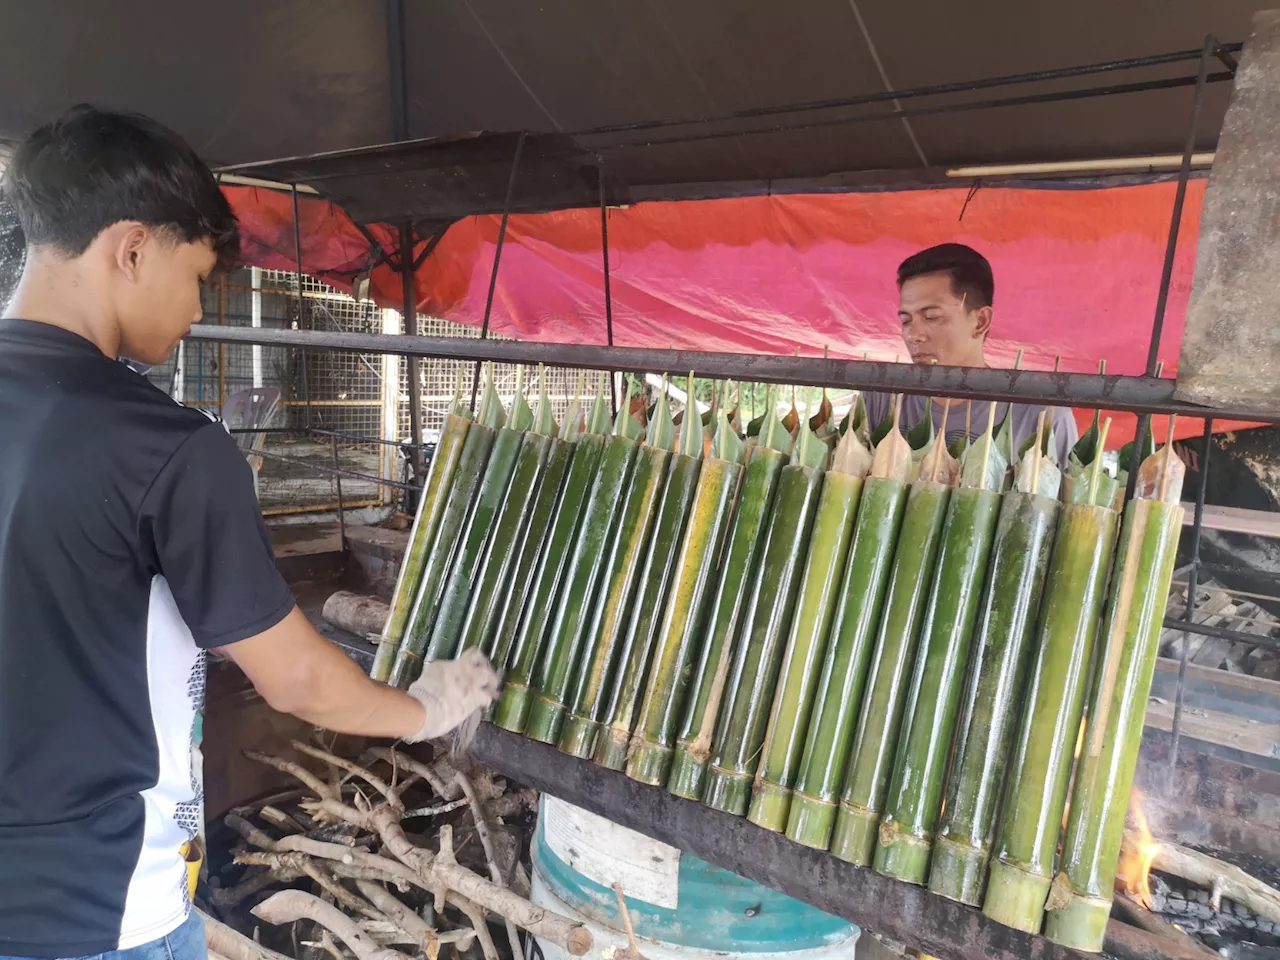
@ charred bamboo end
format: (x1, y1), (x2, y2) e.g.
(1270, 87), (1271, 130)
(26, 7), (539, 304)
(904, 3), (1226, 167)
(873, 825), (932, 885)
(830, 803), (879, 866)
(746, 780), (794, 833)
(557, 715), (600, 760)
(1043, 889), (1112, 952)
(927, 836), (990, 907)
(981, 858), (1053, 934)
(667, 747), (708, 800)
(702, 767), (752, 816)
(784, 793), (839, 850)
(625, 741), (674, 787)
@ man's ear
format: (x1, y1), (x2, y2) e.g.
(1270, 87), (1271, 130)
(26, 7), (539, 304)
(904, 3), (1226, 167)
(111, 224), (151, 282)
(972, 305), (993, 340)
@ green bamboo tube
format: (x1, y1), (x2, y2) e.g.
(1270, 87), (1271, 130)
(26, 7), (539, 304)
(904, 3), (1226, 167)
(703, 463), (825, 815)
(558, 445), (671, 759)
(874, 486), (1002, 883)
(830, 480), (951, 864)
(981, 503), (1118, 934)
(594, 453), (704, 769)
(422, 426), (526, 663)
(388, 423), (497, 687)
(929, 491), (1059, 905)
(748, 471), (862, 831)
(492, 435), (604, 731)
(485, 437), (573, 672)
(627, 457), (741, 785)
(456, 432), (552, 657)
(668, 447), (787, 800)
(1043, 497), (1182, 952)
(525, 436), (640, 744)
(372, 411), (470, 681)
(786, 476), (909, 849)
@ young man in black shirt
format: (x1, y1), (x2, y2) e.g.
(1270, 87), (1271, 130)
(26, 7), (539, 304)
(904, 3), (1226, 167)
(0, 106), (498, 960)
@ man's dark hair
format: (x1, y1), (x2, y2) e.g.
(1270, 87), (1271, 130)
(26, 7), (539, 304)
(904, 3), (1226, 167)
(0, 105), (238, 269)
(896, 243), (993, 310)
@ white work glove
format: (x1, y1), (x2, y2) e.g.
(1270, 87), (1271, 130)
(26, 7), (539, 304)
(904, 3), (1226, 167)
(404, 649), (501, 743)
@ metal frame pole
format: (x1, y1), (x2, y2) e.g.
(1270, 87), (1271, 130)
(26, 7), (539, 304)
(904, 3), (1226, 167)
(470, 132), (526, 411)
(599, 156), (618, 416)
(292, 184), (314, 430)
(1168, 416), (1214, 767)
(1126, 34), (1217, 502)
(400, 223), (425, 476)
(330, 434), (347, 551)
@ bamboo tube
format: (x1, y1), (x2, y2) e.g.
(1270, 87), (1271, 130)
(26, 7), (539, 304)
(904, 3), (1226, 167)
(982, 422), (1118, 934)
(747, 461), (865, 830)
(492, 388), (610, 732)
(458, 372), (558, 659)
(703, 405), (827, 815)
(424, 368), (534, 663)
(1044, 432), (1184, 952)
(372, 407), (470, 681)
(594, 452), (703, 769)
(389, 367), (504, 687)
(591, 380), (707, 769)
(626, 457), (741, 785)
(559, 380), (675, 759)
(784, 476), (908, 848)
(526, 396), (641, 745)
(829, 479), (951, 863)
(929, 490), (1060, 905)
(668, 391), (790, 800)
(874, 403), (1003, 883)
(485, 434), (573, 674)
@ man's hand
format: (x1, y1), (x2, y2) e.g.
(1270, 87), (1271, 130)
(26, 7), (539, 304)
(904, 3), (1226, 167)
(404, 648), (501, 742)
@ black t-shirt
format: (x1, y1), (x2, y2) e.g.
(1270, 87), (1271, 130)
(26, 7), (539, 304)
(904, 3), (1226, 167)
(0, 319), (295, 956)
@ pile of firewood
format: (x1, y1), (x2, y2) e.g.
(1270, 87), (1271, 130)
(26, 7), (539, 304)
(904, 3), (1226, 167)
(198, 740), (586, 960)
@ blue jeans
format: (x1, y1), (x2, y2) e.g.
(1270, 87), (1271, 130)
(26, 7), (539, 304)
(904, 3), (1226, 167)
(1, 910), (206, 960)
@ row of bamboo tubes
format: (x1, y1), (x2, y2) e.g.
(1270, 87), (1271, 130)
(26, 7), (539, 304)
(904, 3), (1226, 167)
(371, 364), (1186, 954)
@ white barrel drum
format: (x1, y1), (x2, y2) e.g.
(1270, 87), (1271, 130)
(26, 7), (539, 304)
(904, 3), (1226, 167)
(531, 796), (859, 960)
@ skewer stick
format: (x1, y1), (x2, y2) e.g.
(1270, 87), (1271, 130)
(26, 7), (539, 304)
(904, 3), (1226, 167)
(1053, 355), (1062, 373)
(1098, 359), (1107, 376)
(1088, 418), (1113, 507)
(892, 393), (903, 434)
(965, 401), (972, 444)
(1158, 415), (1178, 503)
(932, 398), (953, 483)
(1014, 347), (1024, 370)
(980, 400), (998, 487)
(1031, 410), (1046, 493)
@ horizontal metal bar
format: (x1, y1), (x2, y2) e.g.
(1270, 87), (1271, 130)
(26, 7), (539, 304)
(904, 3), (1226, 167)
(253, 446), (417, 492)
(469, 724), (1088, 960)
(596, 71), (1234, 151)
(185, 326), (1280, 422)
(1162, 616), (1280, 654)
(230, 426), (432, 451)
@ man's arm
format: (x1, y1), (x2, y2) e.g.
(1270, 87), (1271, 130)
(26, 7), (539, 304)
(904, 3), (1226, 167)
(140, 422), (497, 742)
(217, 607), (424, 738)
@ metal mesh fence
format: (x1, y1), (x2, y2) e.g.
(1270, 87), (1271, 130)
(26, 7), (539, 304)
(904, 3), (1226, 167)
(146, 268), (605, 515)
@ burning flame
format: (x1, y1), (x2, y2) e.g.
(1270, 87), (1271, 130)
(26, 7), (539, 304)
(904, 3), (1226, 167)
(1117, 789), (1162, 908)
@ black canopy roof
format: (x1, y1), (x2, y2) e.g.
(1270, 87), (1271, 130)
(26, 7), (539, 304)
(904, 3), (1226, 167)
(0, 1), (1264, 220)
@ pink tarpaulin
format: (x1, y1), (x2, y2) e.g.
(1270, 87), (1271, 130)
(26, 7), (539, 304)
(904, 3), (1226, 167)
(226, 179), (1253, 444)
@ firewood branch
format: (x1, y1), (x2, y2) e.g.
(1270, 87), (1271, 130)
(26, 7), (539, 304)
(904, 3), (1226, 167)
(292, 740), (402, 810)
(252, 890), (409, 960)
(1126, 830), (1280, 924)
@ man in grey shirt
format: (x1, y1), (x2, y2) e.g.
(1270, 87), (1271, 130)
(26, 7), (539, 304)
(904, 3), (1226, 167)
(862, 243), (1077, 467)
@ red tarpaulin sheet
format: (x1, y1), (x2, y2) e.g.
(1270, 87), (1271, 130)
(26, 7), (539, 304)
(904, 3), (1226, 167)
(226, 179), (1257, 445)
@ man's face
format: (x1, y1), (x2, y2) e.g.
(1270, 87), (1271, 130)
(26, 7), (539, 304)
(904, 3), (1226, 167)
(115, 233), (216, 366)
(897, 272), (991, 367)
